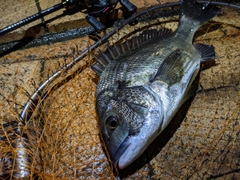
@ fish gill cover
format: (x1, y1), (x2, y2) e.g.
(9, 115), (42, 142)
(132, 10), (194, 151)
(0, 0), (240, 179)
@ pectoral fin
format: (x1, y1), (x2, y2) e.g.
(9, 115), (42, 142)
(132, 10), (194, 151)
(150, 49), (184, 86)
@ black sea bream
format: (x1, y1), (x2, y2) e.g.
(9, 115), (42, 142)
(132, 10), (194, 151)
(92, 0), (221, 169)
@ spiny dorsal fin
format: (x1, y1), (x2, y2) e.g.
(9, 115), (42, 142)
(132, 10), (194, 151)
(91, 27), (173, 76)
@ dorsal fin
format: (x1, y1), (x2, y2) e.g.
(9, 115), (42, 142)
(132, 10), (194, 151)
(91, 27), (173, 76)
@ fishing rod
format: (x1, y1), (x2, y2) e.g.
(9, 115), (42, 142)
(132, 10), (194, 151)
(1, 0), (239, 57)
(7, 1), (240, 178)
(0, 0), (137, 35)
(1, 0), (239, 37)
(0, 0), (137, 57)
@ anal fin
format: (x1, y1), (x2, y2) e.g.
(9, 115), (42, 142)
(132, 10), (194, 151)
(194, 43), (216, 61)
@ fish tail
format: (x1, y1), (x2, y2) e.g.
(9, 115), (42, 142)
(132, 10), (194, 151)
(178, 0), (221, 39)
(180, 0), (220, 25)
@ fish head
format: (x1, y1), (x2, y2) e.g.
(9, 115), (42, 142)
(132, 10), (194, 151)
(96, 87), (164, 169)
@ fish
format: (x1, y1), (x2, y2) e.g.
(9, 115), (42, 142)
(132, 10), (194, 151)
(91, 0), (221, 169)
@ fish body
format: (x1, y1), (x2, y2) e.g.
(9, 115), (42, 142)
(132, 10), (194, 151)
(92, 0), (221, 169)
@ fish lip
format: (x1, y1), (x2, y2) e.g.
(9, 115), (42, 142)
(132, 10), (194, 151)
(112, 137), (130, 168)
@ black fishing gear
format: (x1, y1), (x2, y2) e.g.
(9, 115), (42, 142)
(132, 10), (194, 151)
(0, 0), (137, 36)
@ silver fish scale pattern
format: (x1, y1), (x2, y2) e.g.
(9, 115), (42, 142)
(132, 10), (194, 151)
(109, 99), (144, 135)
(92, 28), (173, 76)
(96, 40), (170, 96)
(116, 87), (155, 109)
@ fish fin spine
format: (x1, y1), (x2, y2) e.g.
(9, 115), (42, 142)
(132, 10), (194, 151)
(91, 27), (173, 76)
(92, 64), (104, 76)
(194, 43), (216, 61)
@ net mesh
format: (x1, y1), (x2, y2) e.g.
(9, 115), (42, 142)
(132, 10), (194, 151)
(0, 0), (240, 179)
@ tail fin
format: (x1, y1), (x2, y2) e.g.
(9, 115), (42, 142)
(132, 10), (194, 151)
(180, 0), (221, 25)
(177, 0), (221, 41)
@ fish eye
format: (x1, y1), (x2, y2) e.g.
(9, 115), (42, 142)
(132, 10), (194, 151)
(106, 115), (118, 130)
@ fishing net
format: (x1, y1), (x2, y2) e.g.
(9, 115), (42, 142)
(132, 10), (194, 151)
(0, 0), (239, 179)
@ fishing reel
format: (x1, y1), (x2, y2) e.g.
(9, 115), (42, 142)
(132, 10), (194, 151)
(0, 0), (137, 36)
(63, 0), (137, 32)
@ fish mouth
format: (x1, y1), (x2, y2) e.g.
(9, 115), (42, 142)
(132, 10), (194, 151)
(112, 137), (130, 169)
